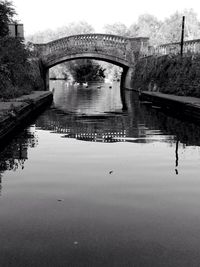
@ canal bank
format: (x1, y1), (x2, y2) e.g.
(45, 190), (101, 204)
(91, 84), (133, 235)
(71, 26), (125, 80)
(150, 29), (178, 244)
(130, 54), (200, 97)
(0, 91), (53, 143)
(139, 91), (200, 123)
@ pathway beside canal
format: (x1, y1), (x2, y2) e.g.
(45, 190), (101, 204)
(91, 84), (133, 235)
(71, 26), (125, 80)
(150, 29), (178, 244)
(140, 91), (200, 122)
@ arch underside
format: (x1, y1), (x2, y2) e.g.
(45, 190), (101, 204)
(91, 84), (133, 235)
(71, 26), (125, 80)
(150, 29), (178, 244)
(42, 52), (132, 69)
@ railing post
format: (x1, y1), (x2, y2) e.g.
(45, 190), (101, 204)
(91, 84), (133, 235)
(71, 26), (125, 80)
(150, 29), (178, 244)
(180, 16), (185, 57)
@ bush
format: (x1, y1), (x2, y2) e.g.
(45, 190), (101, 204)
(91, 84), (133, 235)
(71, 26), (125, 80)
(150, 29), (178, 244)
(0, 37), (43, 99)
(132, 54), (200, 97)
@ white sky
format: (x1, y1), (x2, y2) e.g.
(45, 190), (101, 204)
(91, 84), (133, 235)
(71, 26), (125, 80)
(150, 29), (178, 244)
(12, 0), (200, 36)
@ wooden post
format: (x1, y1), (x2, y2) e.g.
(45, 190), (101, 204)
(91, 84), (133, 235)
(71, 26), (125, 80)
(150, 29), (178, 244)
(180, 16), (185, 56)
(45, 69), (49, 91)
(15, 24), (18, 37)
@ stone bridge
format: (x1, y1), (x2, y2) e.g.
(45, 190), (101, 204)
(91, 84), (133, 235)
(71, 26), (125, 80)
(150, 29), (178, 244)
(32, 34), (149, 89)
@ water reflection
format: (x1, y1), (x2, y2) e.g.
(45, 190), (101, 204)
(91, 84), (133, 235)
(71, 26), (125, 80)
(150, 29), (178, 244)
(52, 81), (122, 114)
(34, 81), (200, 147)
(0, 174), (2, 196)
(0, 126), (38, 195)
(36, 81), (200, 177)
(175, 140), (179, 174)
(1, 81), (200, 266)
(1, 81), (200, 176)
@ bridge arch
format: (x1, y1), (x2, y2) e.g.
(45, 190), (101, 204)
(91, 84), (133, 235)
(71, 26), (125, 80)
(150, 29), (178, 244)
(44, 53), (131, 69)
(33, 34), (149, 89)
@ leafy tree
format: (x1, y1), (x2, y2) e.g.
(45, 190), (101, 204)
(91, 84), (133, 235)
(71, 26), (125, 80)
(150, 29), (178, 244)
(63, 21), (94, 36)
(158, 9), (200, 44)
(27, 21), (94, 43)
(129, 14), (161, 45)
(69, 59), (105, 83)
(128, 9), (200, 45)
(103, 22), (130, 37)
(0, 0), (16, 37)
(0, 36), (43, 98)
(0, 1), (43, 98)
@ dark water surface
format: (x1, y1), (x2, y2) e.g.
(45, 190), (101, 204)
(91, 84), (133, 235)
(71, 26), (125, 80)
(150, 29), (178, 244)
(1, 81), (200, 266)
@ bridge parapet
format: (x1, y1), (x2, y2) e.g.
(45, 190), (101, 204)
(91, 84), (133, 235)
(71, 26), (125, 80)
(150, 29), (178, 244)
(32, 34), (149, 90)
(33, 34), (149, 68)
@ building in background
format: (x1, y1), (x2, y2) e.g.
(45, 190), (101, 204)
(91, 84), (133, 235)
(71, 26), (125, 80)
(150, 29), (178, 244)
(8, 23), (24, 38)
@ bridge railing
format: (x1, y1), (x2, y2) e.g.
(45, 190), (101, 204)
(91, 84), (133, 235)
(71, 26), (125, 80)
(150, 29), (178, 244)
(34, 34), (130, 55)
(147, 39), (200, 57)
(32, 34), (149, 66)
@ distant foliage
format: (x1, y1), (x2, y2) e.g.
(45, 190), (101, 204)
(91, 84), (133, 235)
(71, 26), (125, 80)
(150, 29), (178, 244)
(27, 21), (95, 43)
(103, 9), (200, 46)
(69, 59), (105, 83)
(103, 22), (130, 37)
(129, 14), (161, 45)
(157, 9), (200, 44)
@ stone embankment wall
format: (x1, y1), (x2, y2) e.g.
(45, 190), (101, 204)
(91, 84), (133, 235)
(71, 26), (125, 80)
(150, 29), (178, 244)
(131, 54), (200, 97)
(0, 91), (53, 143)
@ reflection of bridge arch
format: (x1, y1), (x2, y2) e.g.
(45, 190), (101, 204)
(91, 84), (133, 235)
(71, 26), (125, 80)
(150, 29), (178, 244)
(36, 108), (129, 143)
(33, 34), (149, 90)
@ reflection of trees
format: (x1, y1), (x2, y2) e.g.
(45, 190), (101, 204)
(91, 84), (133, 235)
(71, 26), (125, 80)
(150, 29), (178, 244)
(0, 127), (38, 195)
(0, 173), (2, 196)
(125, 91), (200, 147)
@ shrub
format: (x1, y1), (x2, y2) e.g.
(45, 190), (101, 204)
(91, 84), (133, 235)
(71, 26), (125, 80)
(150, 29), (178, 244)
(0, 37), (43, 99)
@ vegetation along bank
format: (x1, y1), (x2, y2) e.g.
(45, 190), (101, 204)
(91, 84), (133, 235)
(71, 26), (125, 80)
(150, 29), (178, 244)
(0, 0), (52, 143)
(0, 0), (44, 99)
(132, 54), (200, 97)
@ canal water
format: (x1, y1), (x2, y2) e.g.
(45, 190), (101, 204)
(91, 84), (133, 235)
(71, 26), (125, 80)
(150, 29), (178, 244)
(1, 81), (200, 266)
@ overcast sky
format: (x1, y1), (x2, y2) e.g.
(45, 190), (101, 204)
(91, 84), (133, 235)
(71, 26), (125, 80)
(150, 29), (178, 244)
(12, 0), (200, 35)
